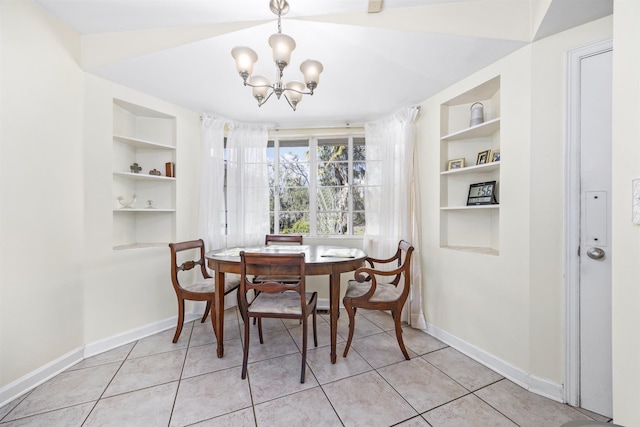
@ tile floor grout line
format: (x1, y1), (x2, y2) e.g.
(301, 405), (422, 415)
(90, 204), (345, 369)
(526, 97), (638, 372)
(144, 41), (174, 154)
(470, 378), (601, 427)
(0, 388), (33, 423)
(389, 414), (430, 426)
(316, 382), (347, 427)
(235, 308), (261, 427)
(418, 348), (490, 395)
(469, 380), (525, 427)
(166, 320), (195, 427)
(80, 335), (141, 426)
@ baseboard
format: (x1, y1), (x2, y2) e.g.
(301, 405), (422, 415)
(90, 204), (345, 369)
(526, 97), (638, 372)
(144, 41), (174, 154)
(317, 298), (330, 311)
(83, 313), (200, 358)
(0, 346), (84, 408)
(424, 322), (564, 403)
(0, 310), (202, 408)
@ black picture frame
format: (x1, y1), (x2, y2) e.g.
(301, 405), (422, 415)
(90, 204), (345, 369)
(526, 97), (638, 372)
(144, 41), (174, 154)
(467, 181), (498, 205)
(476, 150), (490, 165)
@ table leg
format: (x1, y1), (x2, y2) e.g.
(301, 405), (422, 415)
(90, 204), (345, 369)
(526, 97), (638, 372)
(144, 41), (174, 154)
(214, 270), (225, 358)
(329, 269), (340, 364)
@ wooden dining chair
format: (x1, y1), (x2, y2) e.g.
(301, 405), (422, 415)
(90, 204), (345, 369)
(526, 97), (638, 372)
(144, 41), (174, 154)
(252, 234), (304, 284)
(238, 251), (318, 383)
(342, 240), (415, 360)
(265, 234), (303, 245)
(168, 239), (240, 343)
(251, 234), (304, 325)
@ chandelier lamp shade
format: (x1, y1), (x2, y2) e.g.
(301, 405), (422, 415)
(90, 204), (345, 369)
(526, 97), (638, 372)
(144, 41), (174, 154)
(231, 0), (323, 111)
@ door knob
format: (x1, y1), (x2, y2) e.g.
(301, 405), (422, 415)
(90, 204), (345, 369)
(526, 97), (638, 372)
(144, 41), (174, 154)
(586, 247), (605, 260)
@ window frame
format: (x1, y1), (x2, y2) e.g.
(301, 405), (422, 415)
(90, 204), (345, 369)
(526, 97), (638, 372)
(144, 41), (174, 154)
(270, 134), (365, 236)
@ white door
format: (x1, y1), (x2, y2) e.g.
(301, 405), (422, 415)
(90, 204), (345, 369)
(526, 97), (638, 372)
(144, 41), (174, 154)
(578, 48), (613, 418)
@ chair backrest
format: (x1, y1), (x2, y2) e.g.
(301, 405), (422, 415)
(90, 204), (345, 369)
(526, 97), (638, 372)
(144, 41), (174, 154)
(239, 251), (306, 304)
(168, 239), (210, 292)
(365, 240), (414, 299)
(398, 240), (414, 290)
(265, 234), (303, 245)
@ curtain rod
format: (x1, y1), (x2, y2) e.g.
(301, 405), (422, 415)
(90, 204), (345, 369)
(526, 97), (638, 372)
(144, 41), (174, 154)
(199, 115), (364, 130)
(200, 105), (420, 130)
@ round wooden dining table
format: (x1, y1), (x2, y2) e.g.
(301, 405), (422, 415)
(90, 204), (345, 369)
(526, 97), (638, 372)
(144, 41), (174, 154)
(206, 244), (367, 364)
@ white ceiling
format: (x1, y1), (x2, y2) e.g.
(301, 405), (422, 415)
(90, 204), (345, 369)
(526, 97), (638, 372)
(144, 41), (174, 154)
(35, 0), (612, 128)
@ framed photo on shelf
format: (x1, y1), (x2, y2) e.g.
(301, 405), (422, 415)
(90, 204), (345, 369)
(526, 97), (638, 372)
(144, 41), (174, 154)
(467, 181), (498, 205)
(447, 158), (465, 170)
(476, 150), (490, 165)
(490, 149), (501, 162)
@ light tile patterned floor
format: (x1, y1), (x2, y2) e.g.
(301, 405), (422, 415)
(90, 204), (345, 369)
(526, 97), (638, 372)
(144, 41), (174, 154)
(0, 308), (611, 426)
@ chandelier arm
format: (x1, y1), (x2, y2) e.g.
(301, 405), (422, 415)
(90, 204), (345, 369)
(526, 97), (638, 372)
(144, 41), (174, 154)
(282, 87), (313, 96)
(257, 89), (276, 107)
(244, 81), (274, 90)
(282, 92), (297, 111)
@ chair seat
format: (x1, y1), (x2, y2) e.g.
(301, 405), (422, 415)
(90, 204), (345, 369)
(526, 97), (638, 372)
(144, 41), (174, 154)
(248, 291), (316, 315)
(187, 277), (240, 294)
(345, 280), (402, 302)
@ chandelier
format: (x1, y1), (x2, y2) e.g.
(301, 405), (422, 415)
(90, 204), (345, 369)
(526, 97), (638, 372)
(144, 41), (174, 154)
(231, 0), (323, 111)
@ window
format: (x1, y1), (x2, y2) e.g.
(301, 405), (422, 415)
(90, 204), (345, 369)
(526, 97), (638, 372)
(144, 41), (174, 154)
(268, 136), (366, 235)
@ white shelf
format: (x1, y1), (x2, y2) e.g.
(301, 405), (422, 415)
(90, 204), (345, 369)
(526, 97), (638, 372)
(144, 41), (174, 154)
(112, 99), (176, 249)
(113, 243), (168, 251)
(440, 205), (499, 211)
(113, 171), (176, 181)
(441, 118), (501, 141)
(441, 245), (499, 256)
(441, 161), (500, 175)
(439, 77), (501, 254)
(113, 134), (175, 150)
(113, 208), (176, 213)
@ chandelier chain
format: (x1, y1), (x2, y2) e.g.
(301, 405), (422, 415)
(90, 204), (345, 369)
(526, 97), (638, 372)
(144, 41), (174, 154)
(277, 9), (282, 34)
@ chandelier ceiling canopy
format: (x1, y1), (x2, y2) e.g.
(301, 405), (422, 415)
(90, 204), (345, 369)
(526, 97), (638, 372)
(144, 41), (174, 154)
(231, 0), (323, 111)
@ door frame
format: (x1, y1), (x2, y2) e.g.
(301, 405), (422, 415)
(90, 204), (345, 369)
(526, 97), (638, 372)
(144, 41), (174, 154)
(564, 38), (613, 407)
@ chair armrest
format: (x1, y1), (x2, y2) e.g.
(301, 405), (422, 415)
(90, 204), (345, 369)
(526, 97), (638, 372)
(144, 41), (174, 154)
(352, 265), (406, 300)
(354, 265), (406, 282)
(363, 248), (402, 268)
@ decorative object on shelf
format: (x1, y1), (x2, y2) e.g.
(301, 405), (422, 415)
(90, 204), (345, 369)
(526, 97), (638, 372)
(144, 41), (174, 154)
(130, 162), (142, 173)
(447, 158), (465, 170)
(146, 200), (156, 209)
(165, 162), (174, 177)
(476, 150), (490, 165)
(490, 149), (501, 162)
(470, 102), (484, 126)
(149, 168), (161, 176)
(116, 194), (137, 209)
(467, 182), (498, 206)
(230, 0), (323, 111)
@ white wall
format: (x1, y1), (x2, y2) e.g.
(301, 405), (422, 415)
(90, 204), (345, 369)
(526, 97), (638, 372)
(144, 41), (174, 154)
(0, 0), (84, 386)
(611, 1), (640, 425)
(417, 16), (613, 398)
(0, 0), (203, 400)
(82, 75), (201, 344)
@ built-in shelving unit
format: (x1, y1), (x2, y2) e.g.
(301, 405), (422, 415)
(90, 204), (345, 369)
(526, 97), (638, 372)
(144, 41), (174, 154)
(112, 99), (176, 250)
(440, 76), (501, 255)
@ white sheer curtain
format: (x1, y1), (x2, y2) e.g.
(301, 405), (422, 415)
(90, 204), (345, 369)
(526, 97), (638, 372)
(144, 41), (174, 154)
(225, 122), (269, 247)
(364, 106), (427, 329)
(198, 115), (226, 252)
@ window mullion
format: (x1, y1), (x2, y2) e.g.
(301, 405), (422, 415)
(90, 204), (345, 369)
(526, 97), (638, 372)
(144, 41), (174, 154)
(309, 137), (318, 236)
(348, 136), (354, 235)
(273, 138), (280, 234)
